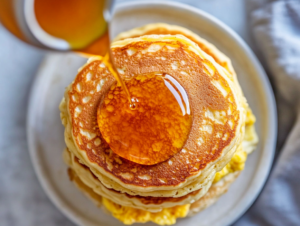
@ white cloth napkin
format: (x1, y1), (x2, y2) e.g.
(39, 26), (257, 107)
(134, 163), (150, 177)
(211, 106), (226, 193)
(235, 0), (300, 225)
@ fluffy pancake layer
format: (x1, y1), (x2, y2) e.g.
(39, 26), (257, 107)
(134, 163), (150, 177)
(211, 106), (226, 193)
(61, 34), (246, 196)
(60, 23), (258, 225)
(66, 162), (241, 225)
(114, 23), (235, 76)
(63, 148), (213, 212)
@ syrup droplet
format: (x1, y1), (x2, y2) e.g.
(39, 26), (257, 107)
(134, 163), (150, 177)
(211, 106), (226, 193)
(97, 73), (192, 165)
(129, 97), (138, 110)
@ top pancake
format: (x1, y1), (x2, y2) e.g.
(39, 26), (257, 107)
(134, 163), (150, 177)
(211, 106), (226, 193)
(114, 23), (235, 76)
(62, 34), (245, 192)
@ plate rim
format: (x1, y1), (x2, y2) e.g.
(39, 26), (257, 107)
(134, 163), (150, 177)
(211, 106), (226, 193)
(27, 1), (277, 226)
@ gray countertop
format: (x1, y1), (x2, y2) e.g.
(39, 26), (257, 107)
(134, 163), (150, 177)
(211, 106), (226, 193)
(0, 1), (256, 225)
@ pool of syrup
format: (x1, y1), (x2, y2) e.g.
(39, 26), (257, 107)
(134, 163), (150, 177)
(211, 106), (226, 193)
(98, 73), (192, 165)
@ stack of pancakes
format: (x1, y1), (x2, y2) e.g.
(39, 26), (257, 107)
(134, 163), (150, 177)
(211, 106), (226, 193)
(59, 24), (258, 225)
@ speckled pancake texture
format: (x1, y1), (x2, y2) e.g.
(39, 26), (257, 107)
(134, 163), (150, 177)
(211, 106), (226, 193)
(61, 34), (245, 194)
(59, 23), (258, 225)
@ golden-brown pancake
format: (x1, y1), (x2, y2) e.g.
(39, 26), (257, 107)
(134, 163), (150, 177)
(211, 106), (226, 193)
(114, 23), (235, 76)
(63, 148), (214, 212)
(61, 35), (245, 197)
(60, 23), (259, 225)
(66, 161), (240, 223)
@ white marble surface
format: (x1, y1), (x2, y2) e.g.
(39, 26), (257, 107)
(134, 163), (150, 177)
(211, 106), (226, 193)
(0, 1), (259, 226)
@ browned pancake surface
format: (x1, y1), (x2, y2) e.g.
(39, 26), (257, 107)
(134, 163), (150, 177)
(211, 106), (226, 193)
(116, 27), (233, 74)
(73, 155), (202, 205)
(68, 38), (240, 188)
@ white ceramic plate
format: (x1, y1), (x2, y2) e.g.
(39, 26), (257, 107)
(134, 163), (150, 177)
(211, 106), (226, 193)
(27, 1), (277, 226)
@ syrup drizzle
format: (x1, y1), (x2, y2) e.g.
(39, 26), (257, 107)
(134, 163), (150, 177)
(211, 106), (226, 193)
(32, 0), (192, 165)
(103, 53), (133, 106)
